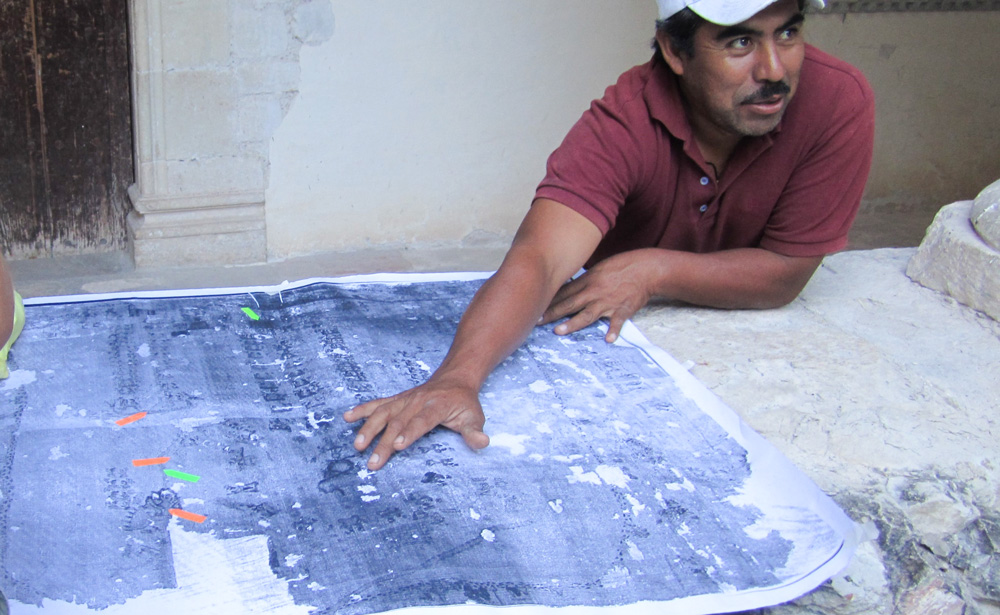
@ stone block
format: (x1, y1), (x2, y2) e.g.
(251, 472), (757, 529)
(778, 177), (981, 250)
(906, 201), (1000, 322)
(161, 0), (231, 69)
(236, 60), (300, 95)
(165, 155), (267, 195)
(237, 94), (285, 142)
(972, 178), (1000, 251)
(127, 190), (267, 267)
(231, 4), (290, 59)
(162, 70), (239, 159)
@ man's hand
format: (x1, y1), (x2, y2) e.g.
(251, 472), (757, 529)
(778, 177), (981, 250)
(344, 378), (490, 471)
(541, 249), (662, 343)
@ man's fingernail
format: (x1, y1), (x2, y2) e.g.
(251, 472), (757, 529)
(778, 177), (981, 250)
(394, 435), (405, 446)
(354, 434), (365, 448)
(607, 333), (618, 343)
(368, 453), (380, 467)
(555, 324), (566, 334)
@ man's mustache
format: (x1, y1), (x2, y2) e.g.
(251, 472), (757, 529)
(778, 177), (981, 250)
(741, 81), (791, 104)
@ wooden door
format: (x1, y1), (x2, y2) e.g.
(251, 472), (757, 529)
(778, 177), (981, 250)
(0, 0), (132, 258)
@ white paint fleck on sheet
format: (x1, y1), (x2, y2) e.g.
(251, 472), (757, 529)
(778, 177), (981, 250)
(357, 485), (377, 494)
(535, 422), (553, 434)
(527, 346), (612, 397)
(548, 500), (564, 514)
(1, 370), (36, 390)
(665, 468), (696, 492)
(601, 565), (630, 588)
(469, 508), (481, 520)
(528, 380), (552, 394)
(626, 540), (645, 561)
(612, 420), (630, 435)
(566, 466), (602, 486)
(309, 582), (326, 591)
(595, 465), (631, 489)
(626, 494), (646, 517)
(48, 446), (69, 461)
(357, 469), (373, 480)
(307, 412), (335, 430)
(552, 454), (584, 463)
(361, 495), (381, 503)
(137, 343), (151, 358)
(490, 433), (530, 456)
(481, 529), (496, 542)
(292, 502), (302, 509)
(55, 404), (70, 417)
(285, 554), (303, 567)
(415, 361), (432, 373)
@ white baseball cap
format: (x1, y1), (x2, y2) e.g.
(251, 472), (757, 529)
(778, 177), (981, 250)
(656, 0), (825, 26)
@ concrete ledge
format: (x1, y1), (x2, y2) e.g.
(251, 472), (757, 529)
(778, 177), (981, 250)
(906, 201), (1000, 322)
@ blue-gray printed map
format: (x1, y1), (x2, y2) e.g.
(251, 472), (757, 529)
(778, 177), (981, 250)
(0, 276), (850, 614)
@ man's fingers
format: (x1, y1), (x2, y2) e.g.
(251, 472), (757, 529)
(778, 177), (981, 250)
(344, 394), (397, 422)
(553, 307), (603, 336)
(605, 312), (629, 343)
(461, 427), (490, 450)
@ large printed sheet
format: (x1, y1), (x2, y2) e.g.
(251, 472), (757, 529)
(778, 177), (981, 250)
(0, 273), (856, 614)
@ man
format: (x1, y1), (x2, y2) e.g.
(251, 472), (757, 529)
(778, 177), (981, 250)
(345, 0), (874, 470)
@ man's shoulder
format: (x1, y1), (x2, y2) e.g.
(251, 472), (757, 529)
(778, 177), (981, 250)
(598, 58), (660, 113)
(801, 44), (874, 106)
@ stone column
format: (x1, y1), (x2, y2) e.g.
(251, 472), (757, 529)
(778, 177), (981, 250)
(126, 0), (269, 267)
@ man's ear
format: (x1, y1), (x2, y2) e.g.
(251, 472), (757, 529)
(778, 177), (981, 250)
(655, 31), (687, 76)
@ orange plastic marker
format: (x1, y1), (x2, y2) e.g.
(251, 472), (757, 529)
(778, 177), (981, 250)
(169, 509), (207, 523)
(132, 457), (170, 467)
(115, 412), (148, 426)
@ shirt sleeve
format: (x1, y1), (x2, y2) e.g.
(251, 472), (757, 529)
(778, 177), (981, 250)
(534, 78), (650, 237)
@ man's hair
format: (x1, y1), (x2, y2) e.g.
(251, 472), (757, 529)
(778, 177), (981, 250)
(652, 0), (807, 60)
(653, 8), (702, 59)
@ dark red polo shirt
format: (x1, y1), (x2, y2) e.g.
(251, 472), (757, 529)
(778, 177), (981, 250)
(534, 44), (875, 265)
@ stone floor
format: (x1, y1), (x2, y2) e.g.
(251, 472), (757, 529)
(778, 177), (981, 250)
(6, 199), (999, 614)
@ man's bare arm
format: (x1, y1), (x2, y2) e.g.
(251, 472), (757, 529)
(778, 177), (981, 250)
(344, 199), (602, 470)
(542, 246), (824, 342)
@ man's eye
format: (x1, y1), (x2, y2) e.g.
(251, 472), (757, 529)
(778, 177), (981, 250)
(729, 37), (752, 50)
(779, 27), (800, 41)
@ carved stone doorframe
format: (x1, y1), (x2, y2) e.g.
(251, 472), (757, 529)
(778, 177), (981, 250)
(126, 0), (269, 268)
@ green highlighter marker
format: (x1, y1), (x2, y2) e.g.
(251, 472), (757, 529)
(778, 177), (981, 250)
(164, 469), (201, 483)
(242, 307), (260, 321)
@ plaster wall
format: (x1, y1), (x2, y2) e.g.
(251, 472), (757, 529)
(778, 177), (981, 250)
(265, 1), (657, 258)
(807, 11), (1000, 213)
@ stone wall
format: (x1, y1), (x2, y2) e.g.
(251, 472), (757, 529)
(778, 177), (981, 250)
(126, 0), (334, 266)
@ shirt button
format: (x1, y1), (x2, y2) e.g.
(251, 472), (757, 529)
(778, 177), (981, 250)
(700, 176), (710, 186)
(699, 204), (709, 213)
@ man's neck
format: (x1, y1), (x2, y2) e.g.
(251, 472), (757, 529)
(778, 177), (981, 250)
(692, 130), (740, 177)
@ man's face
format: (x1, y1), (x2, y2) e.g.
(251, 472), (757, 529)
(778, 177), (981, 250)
(659, 0), (807, 145)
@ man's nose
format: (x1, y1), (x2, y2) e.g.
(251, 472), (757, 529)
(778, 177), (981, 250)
(754, 41), (787, 84)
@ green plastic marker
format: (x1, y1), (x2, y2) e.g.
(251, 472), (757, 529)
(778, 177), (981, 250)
(242, 307), (260, 321)
(164, 469), (201, 483)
